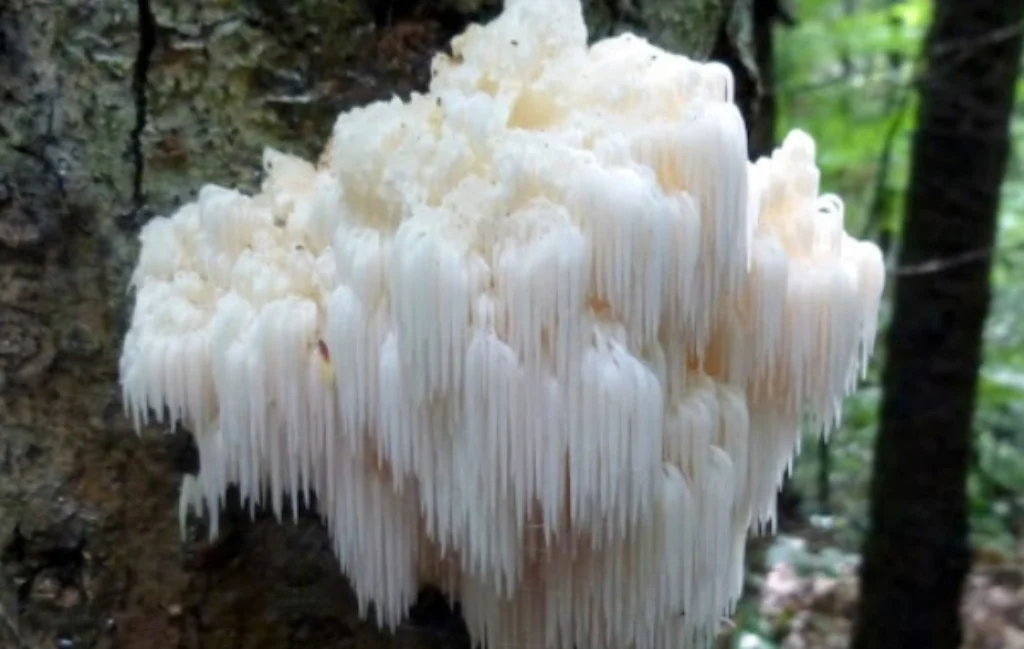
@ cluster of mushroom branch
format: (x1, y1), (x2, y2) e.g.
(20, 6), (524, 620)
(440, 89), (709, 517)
(120, 0), (885, 647)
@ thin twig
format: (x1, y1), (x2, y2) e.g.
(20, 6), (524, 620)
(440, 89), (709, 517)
(931, 20), (1024, 60)
(887, 240), (1024, 276)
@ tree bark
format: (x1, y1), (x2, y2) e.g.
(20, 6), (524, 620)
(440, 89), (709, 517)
(0, 2), (737, 648)
(851, 1), (1024, 648)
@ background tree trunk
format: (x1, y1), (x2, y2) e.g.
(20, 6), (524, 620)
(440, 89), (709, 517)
(0, 1), (741, 647)
(851, 1), (1024, 648)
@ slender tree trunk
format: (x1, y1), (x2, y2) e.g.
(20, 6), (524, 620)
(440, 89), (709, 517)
(747, 0), (787, 159)
(714, 0), (794, 160)
(851, 1), (1024, 648)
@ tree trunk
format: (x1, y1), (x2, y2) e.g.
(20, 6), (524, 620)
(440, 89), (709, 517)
(851, 1), (1024, 648)
(0, 2), (736, 647)
(712, 0), (791, 160)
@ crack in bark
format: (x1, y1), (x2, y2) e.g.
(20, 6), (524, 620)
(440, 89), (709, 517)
(11, 142), (66, 199)
(130, 0), (156, 216)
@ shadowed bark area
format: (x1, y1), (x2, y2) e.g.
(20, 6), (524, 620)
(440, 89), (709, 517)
(0, 2), (738, 647)
(712, 0), (792, 160)
(852, 1), (1024, 648)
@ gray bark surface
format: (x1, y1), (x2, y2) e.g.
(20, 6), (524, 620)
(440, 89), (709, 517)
(0, 1), (735, 647)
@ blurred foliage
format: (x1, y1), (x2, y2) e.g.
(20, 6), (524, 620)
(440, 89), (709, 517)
(723, 4), (1024, 645)
(774, 0), (928, 240)
(771, 0), (1024, 560)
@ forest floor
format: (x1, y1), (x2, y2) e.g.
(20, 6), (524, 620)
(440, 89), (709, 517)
(718, 531), (1024, 649)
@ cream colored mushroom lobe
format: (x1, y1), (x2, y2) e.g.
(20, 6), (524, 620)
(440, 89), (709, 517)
(119, 1), (885, 648)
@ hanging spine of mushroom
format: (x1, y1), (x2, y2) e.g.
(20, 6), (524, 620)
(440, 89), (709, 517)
(119, 0), (885, 647)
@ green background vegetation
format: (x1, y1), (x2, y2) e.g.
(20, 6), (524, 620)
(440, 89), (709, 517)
(720, 1), (1024, 642)
(728, 2), (1024, 645)
(779, 0), (1024, 555)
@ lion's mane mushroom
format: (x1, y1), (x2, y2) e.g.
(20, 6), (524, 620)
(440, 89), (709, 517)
(119, 0), (885, 647)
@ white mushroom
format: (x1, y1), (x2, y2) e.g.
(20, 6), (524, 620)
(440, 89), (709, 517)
(120, 1), (886, 647)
